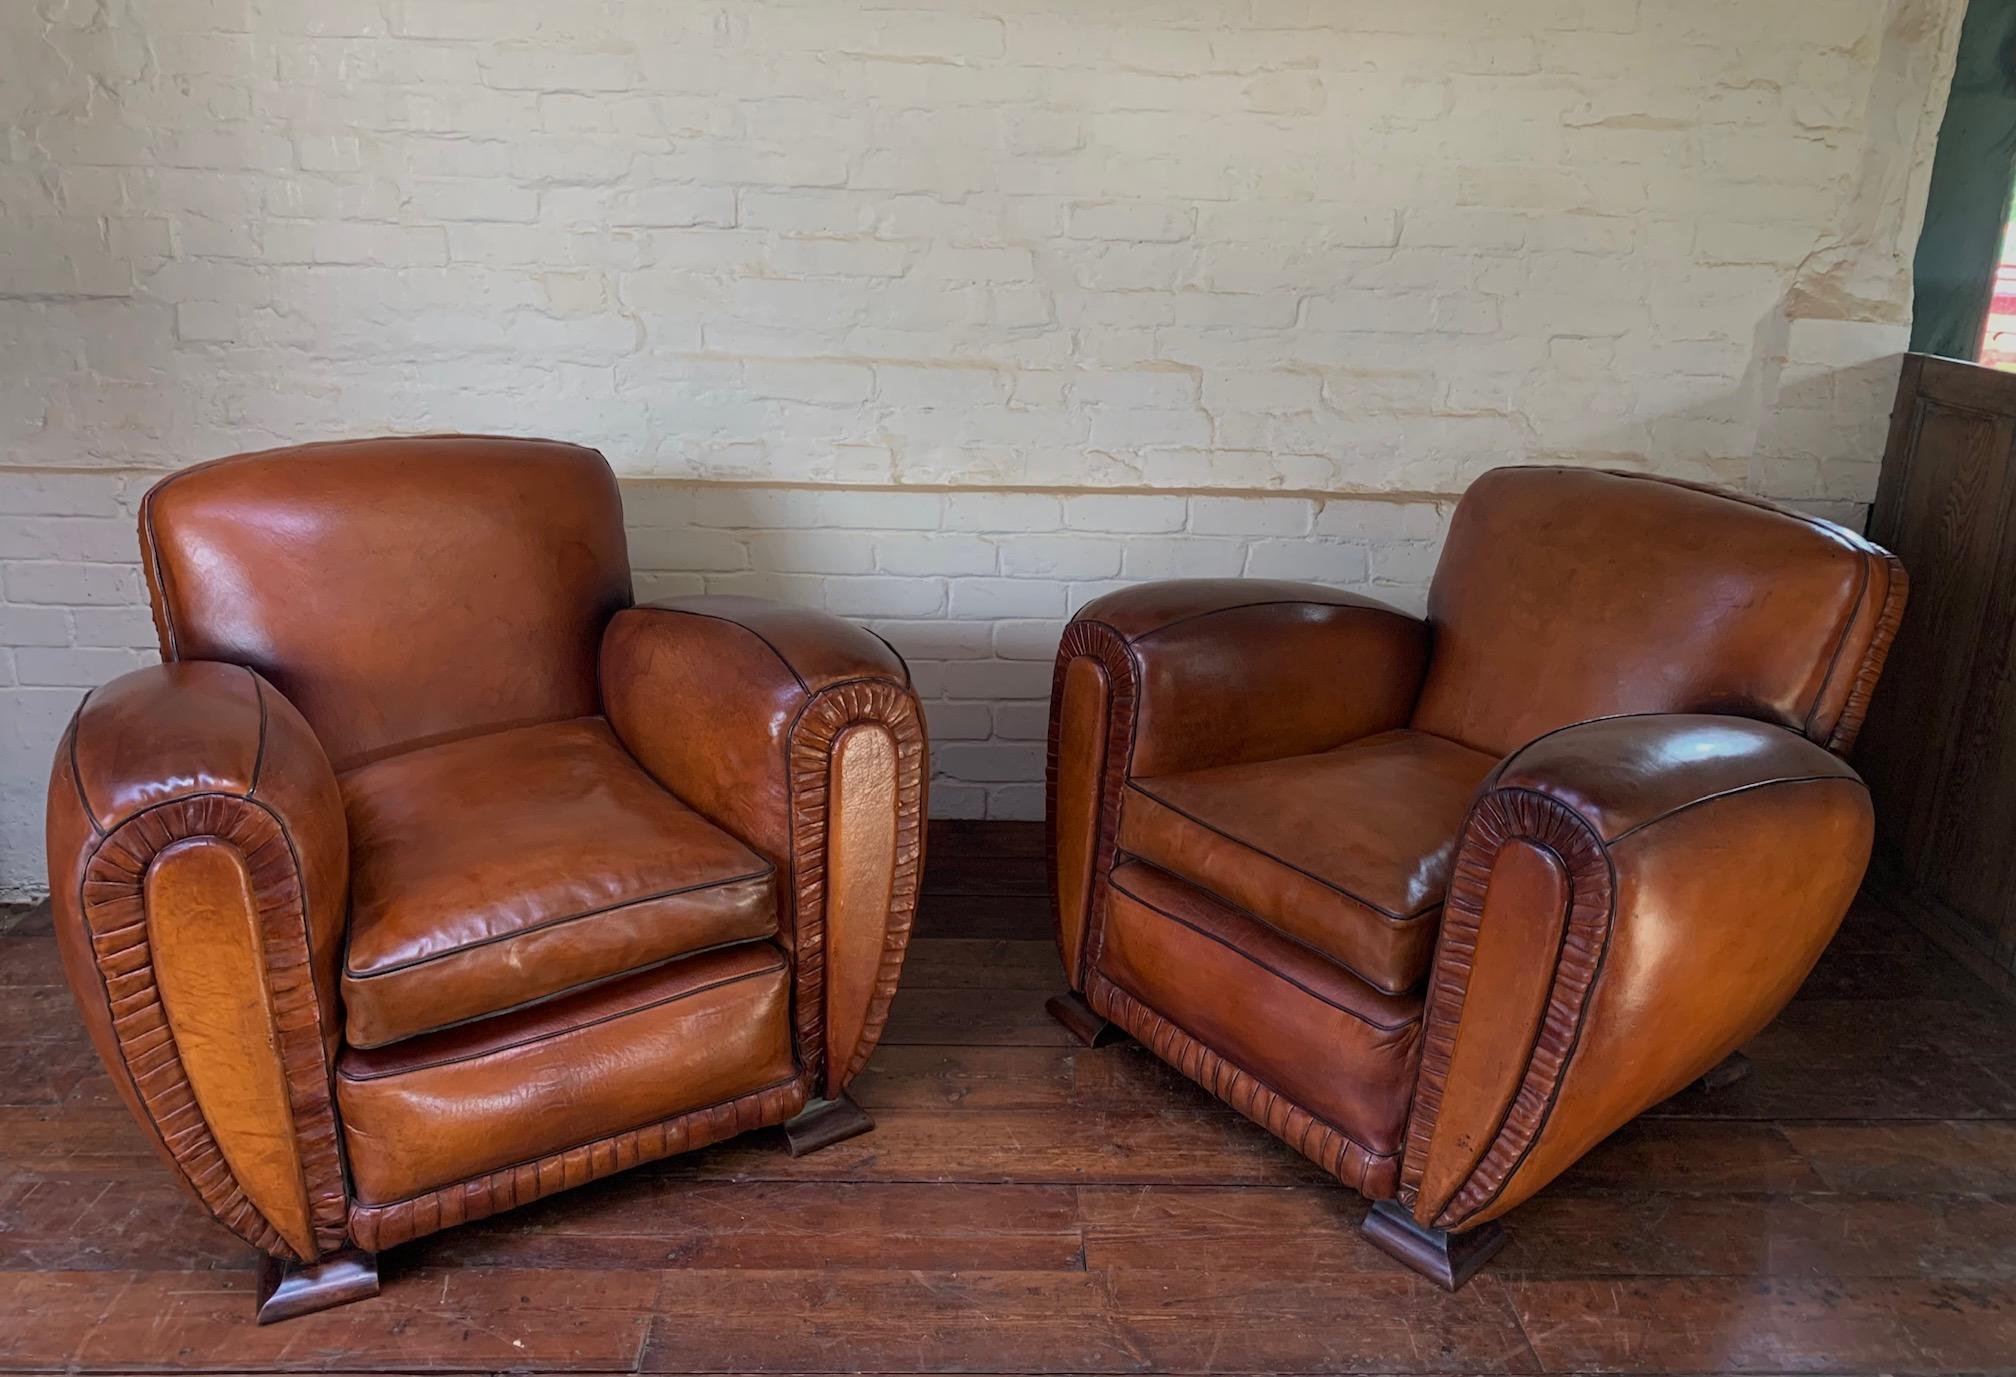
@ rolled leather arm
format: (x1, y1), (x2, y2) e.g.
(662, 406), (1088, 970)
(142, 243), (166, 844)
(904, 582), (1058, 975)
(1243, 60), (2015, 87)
(1047, 579), (1430, 989)
(1399, 713), (1873, 1233)
(46, 662), (350, 1263)
(600, 595), (927, 1097)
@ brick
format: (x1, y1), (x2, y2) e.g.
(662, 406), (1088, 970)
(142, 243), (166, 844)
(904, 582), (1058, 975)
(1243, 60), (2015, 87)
(876, 534), (997, 577)
(943, 494), (1063, 533)
(1120, 538), (1247, 579)
(15, 646), (147, 687)
(0, 0), (1956, 885)
(1062, 495), (1188, 533)
(1189, 497), (1315, 537)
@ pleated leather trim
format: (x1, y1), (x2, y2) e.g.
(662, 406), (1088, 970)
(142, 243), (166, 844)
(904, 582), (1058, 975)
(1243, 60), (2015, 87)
(346, 1074), (809, 1252)
(1045, 621), (1138, 986)
(786, 678), (927, 1089)
(78, 793), (348, 1261)
(1088, 973), (1400, 1199)
(1399, 787), (1613, 1230)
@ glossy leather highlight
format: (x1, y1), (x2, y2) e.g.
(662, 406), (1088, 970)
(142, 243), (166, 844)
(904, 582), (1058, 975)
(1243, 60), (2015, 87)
(1121, 729), (1498, 993)
(340, 716), (776, 1049)
(338, 945), (796, 1205)
(47, 439), (928, 1288)
(1047, 465), (1905, 1284)
(1412, 466), (1904, 758)
(141, 435), (632, 770)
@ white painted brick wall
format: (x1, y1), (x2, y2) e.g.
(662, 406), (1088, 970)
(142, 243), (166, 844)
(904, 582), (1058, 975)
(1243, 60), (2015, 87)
(0, 472), (1449, 897)
(0, 0), (1970, 897)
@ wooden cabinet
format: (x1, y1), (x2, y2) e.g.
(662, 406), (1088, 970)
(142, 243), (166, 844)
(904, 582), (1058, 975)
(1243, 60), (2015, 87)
(1859, 353), (2016, 989)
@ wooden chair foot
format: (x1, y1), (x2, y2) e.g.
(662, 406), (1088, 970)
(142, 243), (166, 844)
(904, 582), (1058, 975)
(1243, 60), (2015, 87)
(1691, 1049), (1753, 1093)
(1046, 991), (1125, 1047)
(1362, 1200), (1507, 1291)
(783, 1094), (874, 1157)
(255, 1247), (379, 1324)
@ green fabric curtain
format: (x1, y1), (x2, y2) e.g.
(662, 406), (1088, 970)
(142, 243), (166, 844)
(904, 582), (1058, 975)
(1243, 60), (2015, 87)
(1912, 0), (2016, 360)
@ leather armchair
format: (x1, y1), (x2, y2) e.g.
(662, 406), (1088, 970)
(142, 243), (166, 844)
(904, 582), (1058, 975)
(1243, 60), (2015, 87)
(1045, 465), (1905, 1288)
(45, 436), (927, 1320)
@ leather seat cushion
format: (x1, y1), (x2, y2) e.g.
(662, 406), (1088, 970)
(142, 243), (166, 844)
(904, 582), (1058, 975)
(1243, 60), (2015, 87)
(1119, 728), (1498, 993)
(338, 944), (797, 1204)
(340, 716), (777, 1049)
(1095, 861), (1423, 1166)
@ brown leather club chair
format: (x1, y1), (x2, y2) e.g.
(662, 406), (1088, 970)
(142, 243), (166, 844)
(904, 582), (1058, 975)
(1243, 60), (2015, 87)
(45, 436), (927, 1321)
(1044, 465), (1905, 1288)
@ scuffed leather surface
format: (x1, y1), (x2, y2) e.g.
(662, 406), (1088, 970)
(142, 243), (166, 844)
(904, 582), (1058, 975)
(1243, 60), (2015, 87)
(1102, 862), (1421, 1156)
(45, 662), (349, 1262)
(1089, 974), (1402, 1199)
(1122, 729), (1497, 993)
(339, 716), (776, 1049)
(1412, 466), (1906, 759)
(338, 945), (796, 1206)
(348, 1075), (806, 1252)
(140, 435), (632, 770)
(1402, 715), (1874, 1231)
(603, 596), (925, 1089)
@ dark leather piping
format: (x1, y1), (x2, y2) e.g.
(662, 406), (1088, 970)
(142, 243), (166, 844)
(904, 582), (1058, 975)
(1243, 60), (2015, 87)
(1799, 547), (1872, 744)
(63, 710), (106, 837)
(345, 1070), (808, 1211)
(1123, 781), (1443, 924)
(246, 668), (271, 798)
(138, 478), (182, 662)
(1121, 853), (1424, 998)
(627, 603), (812, 694)
(342, 934), (781, 1051)
(861, 626), (915, 690)
(338, 955), (788, 1080)
(1100, 969), (1402, 1165)
(1109, 868), (1421, 1032)
(1603, 773), (1864, 845)
(1109, 596), (1422, 646)
(342, 865), (776, 980)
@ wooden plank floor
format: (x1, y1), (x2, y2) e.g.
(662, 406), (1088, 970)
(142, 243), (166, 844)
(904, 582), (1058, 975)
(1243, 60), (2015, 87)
(3, 818), (2016, 1374)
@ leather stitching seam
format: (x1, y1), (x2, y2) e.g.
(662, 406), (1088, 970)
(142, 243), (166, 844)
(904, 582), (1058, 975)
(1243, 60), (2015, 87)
(337, 956), (788, 1079)
(341, 865), (777, 980)
(1108, 866), (1422, 1031)
(1123, 781), (1444, 925)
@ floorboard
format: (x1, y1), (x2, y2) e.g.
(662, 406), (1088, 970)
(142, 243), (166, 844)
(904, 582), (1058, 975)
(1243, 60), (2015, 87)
(1, 823), (2012, 1374)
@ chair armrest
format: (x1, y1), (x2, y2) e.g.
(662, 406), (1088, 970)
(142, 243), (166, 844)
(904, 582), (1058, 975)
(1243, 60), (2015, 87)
(1046, 579), (1430, 989)
(600, 595), (927, 1096)
(46, 662), (350, 1262)
(1400, 713), (1872, 1233)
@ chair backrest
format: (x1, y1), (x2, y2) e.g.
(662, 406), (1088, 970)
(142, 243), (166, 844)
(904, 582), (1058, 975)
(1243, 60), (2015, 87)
(141, 435), (632, 771)
(1410, 466), (1905, 760)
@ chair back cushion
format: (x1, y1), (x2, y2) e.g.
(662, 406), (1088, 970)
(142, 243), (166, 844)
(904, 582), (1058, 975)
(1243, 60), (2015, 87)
(141, 435), (632, 769)
(1410, 467), (1904, 759)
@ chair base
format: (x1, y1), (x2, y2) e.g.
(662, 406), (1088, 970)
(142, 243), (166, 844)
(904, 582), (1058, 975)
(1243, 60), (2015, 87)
(1691, 1049), (1753, 1093)
(1046, 991), (1126, 1047)
(1362, 1200), (1508, 1291)
(783, 1094), (874, 1157)
(254, 1247), (379, 1324)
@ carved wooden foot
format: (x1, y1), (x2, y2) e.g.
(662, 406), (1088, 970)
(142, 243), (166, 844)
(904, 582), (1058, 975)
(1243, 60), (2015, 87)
(255, 1247), (379, 1324)
(1362, 1200), (1507, 1291)
(783, 1094), (874, 1157)
(1046, 991), (1125, 1047)
(1691, 1049), (1753, 1093)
